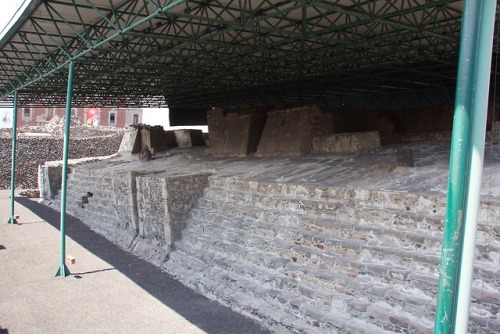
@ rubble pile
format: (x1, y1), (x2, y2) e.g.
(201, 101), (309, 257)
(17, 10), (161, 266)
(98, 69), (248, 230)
(0, 120), (123, 189)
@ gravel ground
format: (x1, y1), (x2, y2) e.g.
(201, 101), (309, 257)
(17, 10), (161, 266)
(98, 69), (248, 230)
(0, 118), (123, 189)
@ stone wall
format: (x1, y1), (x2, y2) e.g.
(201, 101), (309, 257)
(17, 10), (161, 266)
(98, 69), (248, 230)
(137, 176), (169, 241)
(118, 125), (205, 156)
(118, 127), (142, 155)
(164, 174), (210, 242)
(112, 171), (139, 232)
(173, 130), (206, 148)
(256, 105), (331, 156)
(331, 104), (454, 144)
(207, 108), (267, 156)
(43, 167), (211, 266)
(136, 173), (210, 245)
(313, 131), (381, 154)
(38, 163), (62, 200)
(0, 133), (123, 190)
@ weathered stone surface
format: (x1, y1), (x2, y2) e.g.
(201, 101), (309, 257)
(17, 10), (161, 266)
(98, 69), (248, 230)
(312, 131), (381, 154)
(1, 132), (122, 190)
(207, 108), (267, 156)
(136, 173), (210, 246)
(174, 129), (206, 148)
(164, 173), (210, 242)
(137, 176), (168, 241)
(397, 147), (415, 167)
(112, 171), (139, 232)
(117, 126), (141, 155)
(132, 237), (170, 266)
(41, 144), (500, 334)
(38, 163), (62, 200)
(256, 105), (329, 157)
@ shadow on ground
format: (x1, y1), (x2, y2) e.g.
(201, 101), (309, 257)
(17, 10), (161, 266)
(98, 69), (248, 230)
(15, 197), (270, 334)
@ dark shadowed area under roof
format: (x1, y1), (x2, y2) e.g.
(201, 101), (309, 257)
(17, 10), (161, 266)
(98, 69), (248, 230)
(0, 0), (497, 110)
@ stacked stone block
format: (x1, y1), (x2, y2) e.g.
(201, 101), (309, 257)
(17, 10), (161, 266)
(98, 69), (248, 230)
(207, 108), (267, 156)
(163, 176), (500, 334)
(47, 164), (210, 266)
(312, 131), (381, 154)
(256, 106), (315, 157)
(173, 129), (206, 148)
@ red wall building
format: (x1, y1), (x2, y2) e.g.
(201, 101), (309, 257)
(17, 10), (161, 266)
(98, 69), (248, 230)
(16, 107), (142, 128)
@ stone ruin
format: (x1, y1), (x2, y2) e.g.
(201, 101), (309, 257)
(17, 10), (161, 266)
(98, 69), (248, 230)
(118, 124), (206, 156)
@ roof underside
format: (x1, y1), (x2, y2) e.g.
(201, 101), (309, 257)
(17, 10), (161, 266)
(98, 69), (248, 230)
(0, 0), (496, 109)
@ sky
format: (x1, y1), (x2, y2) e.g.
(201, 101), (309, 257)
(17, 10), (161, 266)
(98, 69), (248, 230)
(0, 2), (24, 128)
(0, 2), (207, 131)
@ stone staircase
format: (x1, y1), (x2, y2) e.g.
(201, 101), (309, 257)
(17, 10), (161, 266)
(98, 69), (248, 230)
(51, 166), (134, 245)
(163, 176), (500, 334)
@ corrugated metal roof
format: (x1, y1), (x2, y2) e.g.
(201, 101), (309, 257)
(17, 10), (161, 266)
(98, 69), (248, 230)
(0, 1), (487, 109)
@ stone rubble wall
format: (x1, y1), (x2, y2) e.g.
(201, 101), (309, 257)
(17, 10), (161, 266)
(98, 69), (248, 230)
(0, 133), (123, 190)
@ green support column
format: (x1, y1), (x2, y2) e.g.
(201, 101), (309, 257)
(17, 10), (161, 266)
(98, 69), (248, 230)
(434, 1), (497, 333)
(7, 91), (19, 225)
(454, 0), (497, 332)
(55, 60), (74, 278)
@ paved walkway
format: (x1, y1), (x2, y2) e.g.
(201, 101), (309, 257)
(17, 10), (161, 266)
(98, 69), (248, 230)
(0, 190), (269, 334)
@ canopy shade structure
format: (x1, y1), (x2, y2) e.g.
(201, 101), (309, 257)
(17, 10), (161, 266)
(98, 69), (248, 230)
(0, 0), (489, 109)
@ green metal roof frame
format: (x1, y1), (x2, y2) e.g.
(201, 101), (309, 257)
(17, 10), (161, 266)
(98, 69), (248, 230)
(0, 0), (492, 109)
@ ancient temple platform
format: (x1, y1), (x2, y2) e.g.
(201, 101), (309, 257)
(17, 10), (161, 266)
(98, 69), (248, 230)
(41, 140), (500, 333)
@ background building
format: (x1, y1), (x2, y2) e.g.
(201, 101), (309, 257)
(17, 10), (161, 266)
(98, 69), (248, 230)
(16, 107), (142, 128)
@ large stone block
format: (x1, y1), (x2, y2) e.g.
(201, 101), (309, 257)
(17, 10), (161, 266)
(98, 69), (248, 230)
(173, 129), (206, 148)
(38, 162), (63, 200)
(312, 131), (381, 154)
(256, 106), (327, 157)
(136, 176), (169, 241)
(148, 125), (169, 153)
(117, 126), (141, 156)
(207, 108), (267, 156)
(112, 171), (139, 232)
(119, 125), (169, 155)
(136, 173), (210, 247)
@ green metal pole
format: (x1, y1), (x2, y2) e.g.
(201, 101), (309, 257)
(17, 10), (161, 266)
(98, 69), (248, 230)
(454, 0), (497, 332)
(434, 1), (494, 332)
(7, 91), (19, 225)
(55, 60), (74, 278)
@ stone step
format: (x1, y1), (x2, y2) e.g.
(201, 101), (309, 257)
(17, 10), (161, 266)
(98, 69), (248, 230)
(182, 217), (439, 299)
(168, 242), (394, 333)
(200, 190), (499, 243)
(189, 208), (443, 274)
(66, 187), (115, 201)
(203, 186), (345, 217)
(70, 171), (113, 184)
(65, 190), (116, 209)
(184, 213), (499, 311)
(52, 197), (120, 226)
(207, 176), (446, 215)
(203, 186), (444, 224)
(191, 204), (444, 256)
(197, 196), (445, 241)
(67, 178), (114, 192)
(164, 248), (317, 333)
(181, 219), (433, 299)
(207, 176), (500, 225)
